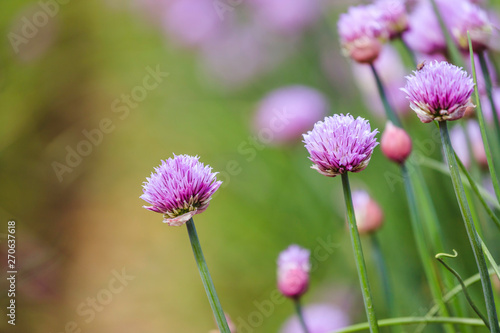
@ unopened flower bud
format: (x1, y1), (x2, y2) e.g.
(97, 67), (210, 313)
(352, 190), (384, 234)
(381, 122), (412, 164)
(277, 245), (310, 299)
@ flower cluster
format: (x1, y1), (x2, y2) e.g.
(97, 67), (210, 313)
(303, 114), (379, 177)
(402, 61), (475, 123)
(141, 154), (222, 226)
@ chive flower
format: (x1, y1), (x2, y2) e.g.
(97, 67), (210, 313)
(140, 154), (222, 226)
(277, 245), (311, 299)
(303, 114), (379, 177)
(374, 0), (409, 39)
(337, 5), (388, 63)
(402, 61), (475, 123)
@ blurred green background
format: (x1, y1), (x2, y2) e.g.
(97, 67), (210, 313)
(1, 0), (499, 332)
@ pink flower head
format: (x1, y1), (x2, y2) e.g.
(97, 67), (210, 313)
(254, 85), (329, 145)
(303, 114), (379, 177)
(381, 121), (412, 164)
(277, 245), (311, 298)
(439, 0), (492, 52)
(375, 0), (409, 39)
(352, 190), (384, 234)
(403, 1), (446, 55)
(337, 5), (389, 63)
(250, 0), (322, 34)
(141, 154), (222, 226)
(402, 61), (475, 123)
(280, 303), (350, 333)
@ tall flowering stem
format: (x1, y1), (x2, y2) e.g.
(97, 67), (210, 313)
(478, 52), (500, 148)
(341, 173), (379, 333)
(439, 121), (500, 333)
(186, 218), (230, 333)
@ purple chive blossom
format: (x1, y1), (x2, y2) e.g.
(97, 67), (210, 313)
(140, 154), (222, 226)
(374, 0), (409, 39)
(402, 61), (475, 123)
(403, 1), (446, 55)
(303, 114), (379, 177)
(280, 303), (350, 333)
(277, 245), (311, 298)
(438, 0), (492, 52)
(253, 85), (329, 145)
(337, 5), (388, 63)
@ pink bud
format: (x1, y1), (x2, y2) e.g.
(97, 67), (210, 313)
(381, 122), (412, 164)
(277, 245), (310, 299)
(352, 190), (384, 234)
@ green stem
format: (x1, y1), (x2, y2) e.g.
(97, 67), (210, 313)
(478, 52), (500, 143)
(341, 173), (379, 333)
(439, 121), (500, 333)
(401, 164), (455, 333)
(468, 34), (500, 203)
(399, 38), (417, 68)
(330, 317), (488, 333)
(294, 298), (310, 333)
(369, 63), (402, 127)
(436, 251), (490, 328)
(186, 218), (230, 333)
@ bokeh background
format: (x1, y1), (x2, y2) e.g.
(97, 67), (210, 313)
(1, 0), (500, 332)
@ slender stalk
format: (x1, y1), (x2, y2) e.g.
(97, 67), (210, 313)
(468, 34), (500, 203)
(398, 38), (417, 68)
(294, 299), (310, 333)
(478, 52), (500, 143)
(341, 173), (379, 333)
(186, 218), (230, 333)
(369, 64), (402, 127)
(330, 317), (488, 333)
(401, 164), (455, 333)
(439, 121), (500, 333)
(421, 269), (498, 327)
(436, 251), (490, 328)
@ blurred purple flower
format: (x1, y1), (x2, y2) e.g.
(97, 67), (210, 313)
(280, 303), (350, 333)
(352, 45), (409, 117)
(352, 190), (384, 234)
(337, 5), (388, 63)
(402, 61), (475, 123)
(403, 0), (446, 55)
(303, 114), (379, 177)
(277, 245), (311, 298)
(141, 154), (222, 226)
(438, 0), (492, 52)
(250, 0), (322, 34)
(163, 0), (223, 47)
(375, 0), (409, 39)
(253, 85), (328, 145)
